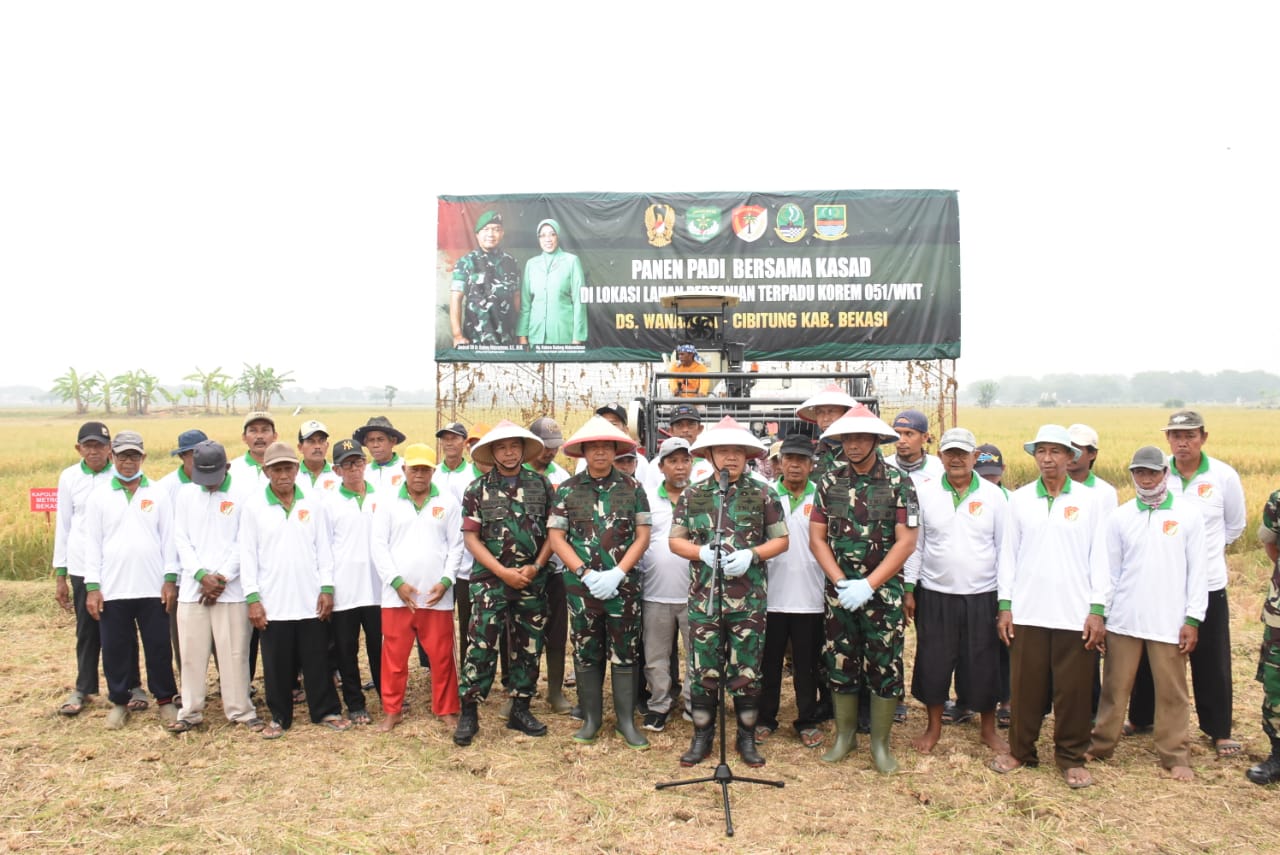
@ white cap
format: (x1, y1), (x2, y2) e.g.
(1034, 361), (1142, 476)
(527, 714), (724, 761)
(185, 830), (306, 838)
(1067, 423), (1099, 450)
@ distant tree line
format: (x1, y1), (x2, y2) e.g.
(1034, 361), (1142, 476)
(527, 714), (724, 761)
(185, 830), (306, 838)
(50, 364), (295, 416)
(962, 370), (1280, 407)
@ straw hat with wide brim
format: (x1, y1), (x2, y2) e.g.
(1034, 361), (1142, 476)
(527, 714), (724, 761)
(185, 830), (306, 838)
(820, 404), (897, 444)
(560, 416), (638, 459)
(689, 416), (769, 460)
(469, 420), (544, 466)
(796, 384), (860, 423)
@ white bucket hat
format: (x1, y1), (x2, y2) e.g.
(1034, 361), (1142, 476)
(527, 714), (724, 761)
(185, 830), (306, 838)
(469, 419), (544, 466)
(819, 404), (897, 444)
(689, 416), (768, 460)
(560, 416), (638, 459)
(1022, 424), (1082, 460)
(795, 383), (860, 424)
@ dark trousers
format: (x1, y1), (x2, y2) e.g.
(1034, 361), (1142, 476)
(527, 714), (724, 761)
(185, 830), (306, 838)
(99, 597), (176, 707)
(1129, 587), (1232, 739)
(331, 605), (381, 713)
(544, 572), (568, 672)
(760, 611), (824, 733)
(1008, 625), (1098, 770)
(455, 577), (473, 670)
(71, 575), (139, 696)
(260, 618), (342, 729)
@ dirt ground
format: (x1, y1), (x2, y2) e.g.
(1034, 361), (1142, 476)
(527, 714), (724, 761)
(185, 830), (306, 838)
(1, 579), (1275, 854)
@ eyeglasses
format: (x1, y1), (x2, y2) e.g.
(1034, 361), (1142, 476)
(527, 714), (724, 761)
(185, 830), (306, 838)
(339, 457), (367, 470)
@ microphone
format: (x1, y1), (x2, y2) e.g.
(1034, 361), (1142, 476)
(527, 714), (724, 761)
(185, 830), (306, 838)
(718, 468), (730, 493)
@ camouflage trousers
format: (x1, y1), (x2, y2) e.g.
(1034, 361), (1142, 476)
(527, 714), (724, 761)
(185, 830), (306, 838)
(1257, 625), (1280, 741)
(688, 600), (766, 704)
(564, 572), (640, 670)
(823, 574), (904, 697)
(459, 574), (546, 703)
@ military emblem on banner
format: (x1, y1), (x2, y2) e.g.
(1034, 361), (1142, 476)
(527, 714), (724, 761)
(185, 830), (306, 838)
(732, 205), (767, 242)
(645, 204), (676, 248)
(774, 203), (807, 243)
(813, 204), (848, 241)
(686, 207), (722, 242)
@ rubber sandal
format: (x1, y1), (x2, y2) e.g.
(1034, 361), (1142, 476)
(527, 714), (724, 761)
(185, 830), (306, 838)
(127, 687), (150, 712)
(988, 755), (1023, 774)
(754, 726), (772, 742)
(261, 722), (285, 740)
(800, 727), (825, 749)
(291, 688), (306, 705)
(348, 710), (372, 726)
(997, 705), (1011, 729)
(1064, 767), (1093, 789)
(1216, 739), (1244, 758)
(59, 690), (85, 717)
(167, 719), (199, 734)
(320, 716), (353, 732)
(244, 717), (266, 732)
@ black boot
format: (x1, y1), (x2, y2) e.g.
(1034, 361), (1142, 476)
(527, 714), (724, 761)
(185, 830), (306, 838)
(507, 696), (548, 737)
(734, 698), (765, 768)
(1247, 739), (1280, 785)
(453, 701), (479, 747)
(680, 703), (716, 767)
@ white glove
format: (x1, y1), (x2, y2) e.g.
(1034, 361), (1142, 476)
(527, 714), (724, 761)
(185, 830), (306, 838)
(586, 567), (625, 600)
(721, 549), (754, 578)
(698, 543), (723, 567)
(836, 578), (874, 610)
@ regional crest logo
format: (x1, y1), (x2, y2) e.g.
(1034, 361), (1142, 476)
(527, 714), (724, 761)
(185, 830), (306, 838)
(1197, 484), (1215, 499)
(968, 501), (984, 516)
(392, 475), (404, 487)
(645, 204), (676, 248)
(813, 204), (848, 241)
(1163, 520), (1180, 536)
(298, 509), (310, 522)
(774, 203), (807, 243)
(1063, 506), (1080, 522)
(732, 205), (767, 243)
(686, 207), (722, 242)
(432, 505), (445, 519)
(219, 501), (235, 516)
(139, 499), (154, 512)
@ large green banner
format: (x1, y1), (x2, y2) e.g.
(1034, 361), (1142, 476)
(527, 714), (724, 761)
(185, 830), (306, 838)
(436, 190), (960, 362)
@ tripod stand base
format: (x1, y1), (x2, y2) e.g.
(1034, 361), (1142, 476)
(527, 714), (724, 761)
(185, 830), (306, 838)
(656, 762), (784, 837)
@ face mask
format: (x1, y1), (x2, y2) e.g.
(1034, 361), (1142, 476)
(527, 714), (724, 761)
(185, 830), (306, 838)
(115, 468), (143, 483)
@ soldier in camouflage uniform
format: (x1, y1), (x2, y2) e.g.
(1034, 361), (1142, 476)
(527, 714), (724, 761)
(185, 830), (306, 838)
(453, 421), (554, 747)
(796, 383), (861, 482)
(810, 404), (919, 773)
(670, 417), (789, 768)
(1248, 488), (1280, 784)
(548, 417), (652, 748)
(449, 210), (521, 346)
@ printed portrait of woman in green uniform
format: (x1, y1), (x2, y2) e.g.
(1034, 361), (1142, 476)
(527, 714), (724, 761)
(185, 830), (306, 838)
(517, 218), (587, 346)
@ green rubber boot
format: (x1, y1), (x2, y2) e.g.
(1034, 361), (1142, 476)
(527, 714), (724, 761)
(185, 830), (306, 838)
(869, 693), (900, 774)
(571, 667), (604, 744)
(821, 691), (859, 763)
(611, 666), (650, 750)
(545, 652), (573, 715)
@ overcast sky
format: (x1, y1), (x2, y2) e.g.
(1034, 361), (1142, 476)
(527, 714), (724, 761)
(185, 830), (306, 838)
(2, 3), (1274, 394)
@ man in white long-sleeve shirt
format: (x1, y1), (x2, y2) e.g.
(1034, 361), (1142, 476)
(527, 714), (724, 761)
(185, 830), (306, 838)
(1088, 446), (1207, 781)
(83, 431), (179, 730)
(168, 441), (260, 733)
(241, 442), (348, 738)
(1128, 410), (1246, 757)
(372, 443), (466, 732)
(905, 428), (1008, 756)
(989, 425), (1110, 789)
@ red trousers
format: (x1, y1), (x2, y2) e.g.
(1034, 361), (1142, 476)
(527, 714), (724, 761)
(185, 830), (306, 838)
(380, 607), (459, 716)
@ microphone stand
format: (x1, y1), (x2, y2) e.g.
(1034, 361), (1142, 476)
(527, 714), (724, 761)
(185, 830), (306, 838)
(656, 467), (783, 837)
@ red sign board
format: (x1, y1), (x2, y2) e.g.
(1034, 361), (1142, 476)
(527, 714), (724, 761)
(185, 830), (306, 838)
(30, 488), (58, 513)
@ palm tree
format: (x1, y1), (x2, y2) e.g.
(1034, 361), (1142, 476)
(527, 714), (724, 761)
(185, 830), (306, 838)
(184, 366), (229, 414)
(239, 363), (295, 411)
(50, 368), (98, 415)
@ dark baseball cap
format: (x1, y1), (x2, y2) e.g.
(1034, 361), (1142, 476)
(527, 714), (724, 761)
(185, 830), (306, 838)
(528, 417), (564, 449)
(78, 421), (111, 445)
(779, 434), (816, 458)
(435, 422), (468, 440)
(595, 403), (627, 425)
(191, 440), (229, 487)
(975, 444), (1004, 475)
(892, 409), (929, 433)
(669, 403), (702, 424)
(332, 437), (365, 466)
(172, 429), (209, 456)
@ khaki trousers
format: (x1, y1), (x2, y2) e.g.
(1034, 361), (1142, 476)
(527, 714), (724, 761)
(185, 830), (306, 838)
(1091, 633), (1191, 769)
